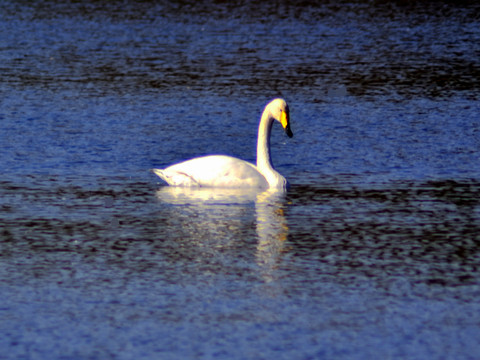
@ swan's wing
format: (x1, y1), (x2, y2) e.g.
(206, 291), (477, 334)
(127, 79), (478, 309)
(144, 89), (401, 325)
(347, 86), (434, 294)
(153, 155), (268, 188)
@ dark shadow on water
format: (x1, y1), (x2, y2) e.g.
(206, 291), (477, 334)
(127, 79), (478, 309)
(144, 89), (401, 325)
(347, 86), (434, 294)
(2, 0), (479, 100)
(1, 175), (479, 297)
(286, 179), (480, 293)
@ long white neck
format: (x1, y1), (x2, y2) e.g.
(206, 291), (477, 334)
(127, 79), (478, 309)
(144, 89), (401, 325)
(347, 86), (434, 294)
(256, 108), (285, 189)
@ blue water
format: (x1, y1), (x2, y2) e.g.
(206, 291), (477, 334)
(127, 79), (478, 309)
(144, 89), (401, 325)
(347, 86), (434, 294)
(1, 1), (480, 359)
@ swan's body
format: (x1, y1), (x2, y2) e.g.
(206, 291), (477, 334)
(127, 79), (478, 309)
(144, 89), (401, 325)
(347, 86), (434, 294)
(153, 98), (293, 190)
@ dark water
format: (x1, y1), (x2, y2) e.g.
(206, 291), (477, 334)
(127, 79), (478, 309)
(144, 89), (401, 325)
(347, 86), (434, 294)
(1, 1), (480, 359)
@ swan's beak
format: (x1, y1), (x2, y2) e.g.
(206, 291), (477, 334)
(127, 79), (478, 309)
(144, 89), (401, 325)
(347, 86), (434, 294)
(280, 110), (293, 138)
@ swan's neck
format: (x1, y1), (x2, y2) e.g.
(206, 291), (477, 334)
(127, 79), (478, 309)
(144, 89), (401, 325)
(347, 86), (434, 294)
(256, 111), (285, 188)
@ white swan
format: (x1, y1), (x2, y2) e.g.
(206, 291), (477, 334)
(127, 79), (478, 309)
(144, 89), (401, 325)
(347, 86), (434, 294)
(152, 98), (293, 190)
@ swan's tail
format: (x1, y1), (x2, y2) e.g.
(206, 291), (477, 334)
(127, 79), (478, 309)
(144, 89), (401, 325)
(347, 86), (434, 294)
(152, 168), (169, 183)
(151, 168), (200, 186)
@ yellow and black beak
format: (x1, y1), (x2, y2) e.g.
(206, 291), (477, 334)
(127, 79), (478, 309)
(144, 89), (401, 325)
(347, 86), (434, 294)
(280, 109), (293, 138)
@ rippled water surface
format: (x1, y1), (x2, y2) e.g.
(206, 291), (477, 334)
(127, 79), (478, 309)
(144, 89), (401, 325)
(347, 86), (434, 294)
(1, 1), (480, 359)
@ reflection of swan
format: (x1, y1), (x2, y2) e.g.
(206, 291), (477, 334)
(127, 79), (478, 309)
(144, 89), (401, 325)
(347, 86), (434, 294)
(155, 187), (289, 282)
(153, 98), (293, 190)
(255, 190), (289, 282)
(155, 186), (259, 205)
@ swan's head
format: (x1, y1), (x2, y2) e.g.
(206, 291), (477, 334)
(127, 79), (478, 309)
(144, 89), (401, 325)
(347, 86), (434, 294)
(268, 98), (293, 138)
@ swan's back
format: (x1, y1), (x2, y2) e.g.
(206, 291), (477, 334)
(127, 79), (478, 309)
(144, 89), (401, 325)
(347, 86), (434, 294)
(153, 155), (269, 188)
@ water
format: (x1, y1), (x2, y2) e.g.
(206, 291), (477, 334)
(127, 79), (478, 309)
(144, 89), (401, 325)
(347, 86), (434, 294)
(1, 1), (480, 359)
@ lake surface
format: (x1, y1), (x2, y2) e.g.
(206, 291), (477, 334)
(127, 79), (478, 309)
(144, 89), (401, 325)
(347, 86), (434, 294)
(1, 1), (480, 359)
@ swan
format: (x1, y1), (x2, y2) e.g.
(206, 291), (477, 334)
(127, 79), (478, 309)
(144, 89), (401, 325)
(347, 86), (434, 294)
(152, 98), (293, 190)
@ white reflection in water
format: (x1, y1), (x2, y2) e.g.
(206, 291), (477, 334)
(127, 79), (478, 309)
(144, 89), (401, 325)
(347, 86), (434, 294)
(155, 187), (288, 281)
(156, 186), (261, 205)
(254, 190), (289, 282)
